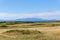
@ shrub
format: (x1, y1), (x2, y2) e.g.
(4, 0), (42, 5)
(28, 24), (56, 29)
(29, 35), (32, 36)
(0, 24), (8, 27)
(3, 30), (42, 35)
(20, 30), (31, 34)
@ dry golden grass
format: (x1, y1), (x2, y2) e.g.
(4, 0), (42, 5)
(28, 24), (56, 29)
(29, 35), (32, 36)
(0, 29), (55, 40)
(0, 22), (59, 40)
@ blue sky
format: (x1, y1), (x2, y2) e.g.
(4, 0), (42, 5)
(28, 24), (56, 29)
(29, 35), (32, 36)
(0, 0), (60, 20)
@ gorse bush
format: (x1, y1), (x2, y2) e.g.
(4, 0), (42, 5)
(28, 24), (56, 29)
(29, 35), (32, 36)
(20, 30), (31, 34)
(2, 30), (54, 40)
(0, 24), (8, 27)
(3, 30), (41, 35)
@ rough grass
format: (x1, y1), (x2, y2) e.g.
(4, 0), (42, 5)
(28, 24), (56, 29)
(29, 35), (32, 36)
(2, 30), (41, 36)
(1, 30), (55, 40)
(0, 35), (54, 40)
(0, 22), (60, 28)
(0, 24), (8, 29)
(0, 22), (60, 40)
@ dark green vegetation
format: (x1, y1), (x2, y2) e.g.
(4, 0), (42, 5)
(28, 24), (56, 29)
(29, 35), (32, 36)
(0, 24), (8, 28)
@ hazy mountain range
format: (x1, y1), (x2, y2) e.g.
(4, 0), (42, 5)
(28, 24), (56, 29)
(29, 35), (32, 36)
(0, 18), (56, 22)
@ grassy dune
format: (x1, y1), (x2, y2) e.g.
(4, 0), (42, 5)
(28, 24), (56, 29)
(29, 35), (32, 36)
(0, 30), (55, 40)
(0, 22), (60, 28)
(0, 21), (59, 40)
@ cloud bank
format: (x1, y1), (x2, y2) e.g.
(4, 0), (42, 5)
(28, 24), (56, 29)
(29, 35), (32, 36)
(0, 11), (60, 20)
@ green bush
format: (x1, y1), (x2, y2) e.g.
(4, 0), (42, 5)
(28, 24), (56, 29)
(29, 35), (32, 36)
(20, 30), (31, 34)
(0, 25), (8, 27)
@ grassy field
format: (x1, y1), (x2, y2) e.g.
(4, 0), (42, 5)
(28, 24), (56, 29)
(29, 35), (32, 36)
(0, 30), (55, 40)
(0, 21), (60, 40)
(0, 21), (60, 28)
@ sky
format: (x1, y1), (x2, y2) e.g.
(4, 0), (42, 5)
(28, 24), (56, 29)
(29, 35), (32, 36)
(0, 0), (60, 20)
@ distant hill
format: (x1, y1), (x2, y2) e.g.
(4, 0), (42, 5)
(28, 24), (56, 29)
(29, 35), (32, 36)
(0, 18), (57, 22)
(15, 18), (56, 22)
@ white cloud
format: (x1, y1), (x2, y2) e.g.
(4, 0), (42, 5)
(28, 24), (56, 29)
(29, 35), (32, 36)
(0, 11), (60, 20)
